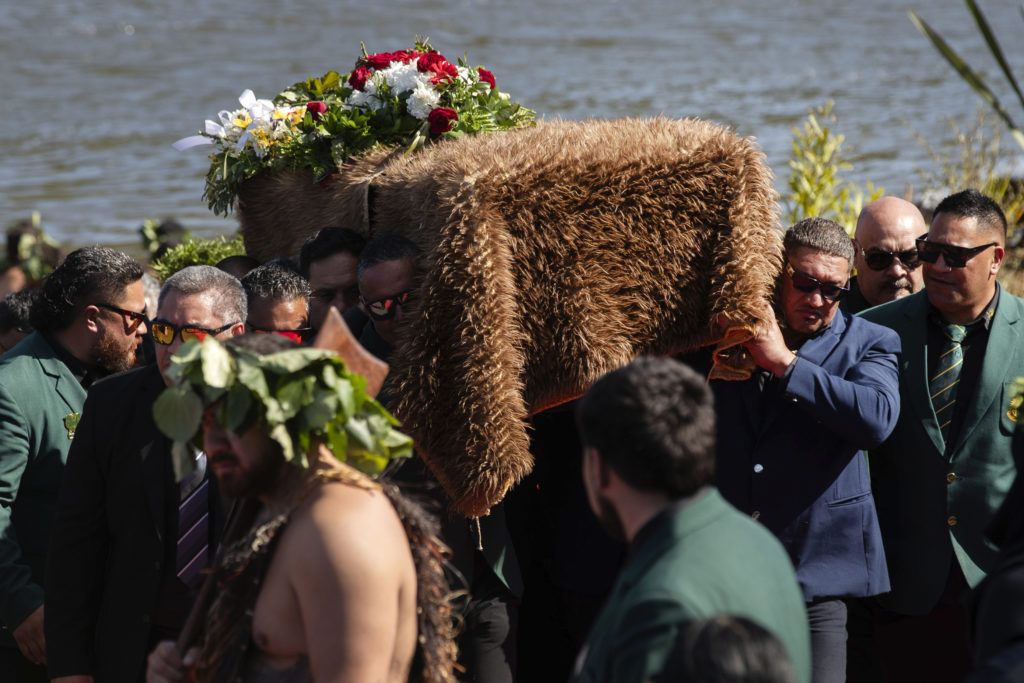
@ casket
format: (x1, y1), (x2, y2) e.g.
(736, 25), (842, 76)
(236, 117), (783, 516)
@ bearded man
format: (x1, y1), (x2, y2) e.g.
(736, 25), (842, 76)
(0, 247), (146, 681)
(45, 265), (246, 683)
(146, 334), (456, 683)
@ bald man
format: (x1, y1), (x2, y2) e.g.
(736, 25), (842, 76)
(843, 197), (927, 313)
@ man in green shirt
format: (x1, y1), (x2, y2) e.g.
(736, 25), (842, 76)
(570, 357), (811, 683)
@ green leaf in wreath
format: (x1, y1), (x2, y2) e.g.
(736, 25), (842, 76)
(153, 384), (204, 443)
(200, 339), (235, 389)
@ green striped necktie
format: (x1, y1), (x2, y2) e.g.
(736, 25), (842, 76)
(930, 321), (967, 445)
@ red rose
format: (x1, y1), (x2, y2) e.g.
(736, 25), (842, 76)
(428, 107), (458, 136)
(363, 52), (397, 69)
(416, 51), (447, 73)
(416, 51), (458, 84)
(391, 49), (418, 63)
(477, 68), (496, 89)
(348, 66), (372, 91)
(306, 101), (328, 120)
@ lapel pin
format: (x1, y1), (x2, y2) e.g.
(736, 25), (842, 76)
(63, 412), (81, 440)
(1008, 395), (1023, 424)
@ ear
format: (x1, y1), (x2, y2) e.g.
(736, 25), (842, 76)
(229, 321), (246, 337)
(83, 304), (102, 334)
(991, 245), (1005, 275)
(583, 447), (614, 491)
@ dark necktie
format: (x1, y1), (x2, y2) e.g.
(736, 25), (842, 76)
(176, 477), (210, 590)
(930, 321), (967, 445)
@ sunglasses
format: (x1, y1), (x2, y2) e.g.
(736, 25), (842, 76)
(246, 322), (311, 344)
(96, 303), (149, 335)
(862, 247), (921, 271)
(786, 263), (849, 302)
(360, 290), (412, 322)
(150, 320), (237, 346)
(916, 238), (999, 268)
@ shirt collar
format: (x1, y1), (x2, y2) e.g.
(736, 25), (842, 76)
(41, 331), (104, 389)
(929, 283), (1000, 331)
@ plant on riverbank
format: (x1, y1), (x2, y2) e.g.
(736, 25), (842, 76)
(174, 40), (535, 216)
(785, 101), (884, 235)
(912, 109), (1024, 228)
(151, 235), (245, 281)
(909, 1), (1024, 152)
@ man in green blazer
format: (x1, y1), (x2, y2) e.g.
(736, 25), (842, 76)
(859, 189), (1022, 682)
(570, 357), (811, 683)
(0, 247), (146, 680)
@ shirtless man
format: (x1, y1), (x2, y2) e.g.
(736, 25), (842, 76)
(146, 334), (449, 683)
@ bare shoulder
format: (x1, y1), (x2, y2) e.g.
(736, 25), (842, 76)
(282, 476), (413, 575)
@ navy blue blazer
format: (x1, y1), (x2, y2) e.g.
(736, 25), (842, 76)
(702, 311), (900, 602)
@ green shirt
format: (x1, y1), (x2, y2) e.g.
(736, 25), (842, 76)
(571, 488), (811, 683)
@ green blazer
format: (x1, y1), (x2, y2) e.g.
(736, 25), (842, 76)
(860, 289), (1023, 615)
(0, 332), (86, 638)
(570, 488), (811, 683)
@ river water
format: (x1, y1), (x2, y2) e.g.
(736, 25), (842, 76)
(2, 0), (1023, 247)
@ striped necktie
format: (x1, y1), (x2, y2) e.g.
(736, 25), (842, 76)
(176, 476), (210, 590)
(930, 321), (967, 445)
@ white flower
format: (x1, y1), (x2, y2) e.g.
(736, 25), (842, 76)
(407, 82), (441, 120)
(379, 61), (428, 94)
(238, 89), (275, 122)
(456, 66), (472, 83)
(347, 89), (385, 112)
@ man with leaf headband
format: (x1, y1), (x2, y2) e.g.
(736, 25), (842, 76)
(146, 333), (455, 683)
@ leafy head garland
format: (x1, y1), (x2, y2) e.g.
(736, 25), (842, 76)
(152, 337), (413, 481)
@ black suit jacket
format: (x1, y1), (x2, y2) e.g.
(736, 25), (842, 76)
(44, 365), (228, 681)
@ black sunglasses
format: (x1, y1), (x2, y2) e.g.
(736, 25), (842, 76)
(862, 247), (921, 272)
(785, 263), (849, 302)
(360, 290), (412, 321)
(916, 238), (998, 269)
(246, 322), (312, 343)
(95, 303), (149, 335)
(150, 319), (236, 346)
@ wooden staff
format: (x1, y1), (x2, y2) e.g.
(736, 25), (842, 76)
(175, 308), (389, 654)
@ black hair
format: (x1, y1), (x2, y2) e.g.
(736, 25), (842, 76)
(357, 233), (420, 277)
(657, 616), (797, 683)
(0, 290), (36, 334)
(298, 227), (367, 277)
(226, 332), (298, 355)
(215, 254), (261, 280)
(577, 357), (715, 499)
(784, 217), (855, 263)
(241, 263), (311, 303)
(263, 256), (301, 274)
(933, 189), (1008, 242)
(31, 247), (144, 333)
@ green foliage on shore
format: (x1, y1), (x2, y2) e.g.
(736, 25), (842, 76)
(151, 235), (245, 281)
(785, 101), (884, 235)
(909, 1), (1024, 153)
(913, 110), (1024, 229)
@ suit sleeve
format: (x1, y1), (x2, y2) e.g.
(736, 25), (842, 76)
(44, 390), (109, 677)
(0, 381), (44, 631)
(783, 325), (901, 450)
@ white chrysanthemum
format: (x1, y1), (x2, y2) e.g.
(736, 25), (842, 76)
(407, 82), (441, 120)
(347, 89), (385, 112)
(456, 66), (472, 82)
(379, 61), (428, 94)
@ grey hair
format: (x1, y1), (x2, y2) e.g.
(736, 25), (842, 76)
(158, 265), (247, 324)
(784, 217), (855, 264)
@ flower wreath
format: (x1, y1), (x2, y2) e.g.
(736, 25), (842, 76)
(174, 39), (535, 216)
(152, 338), (413, 481)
